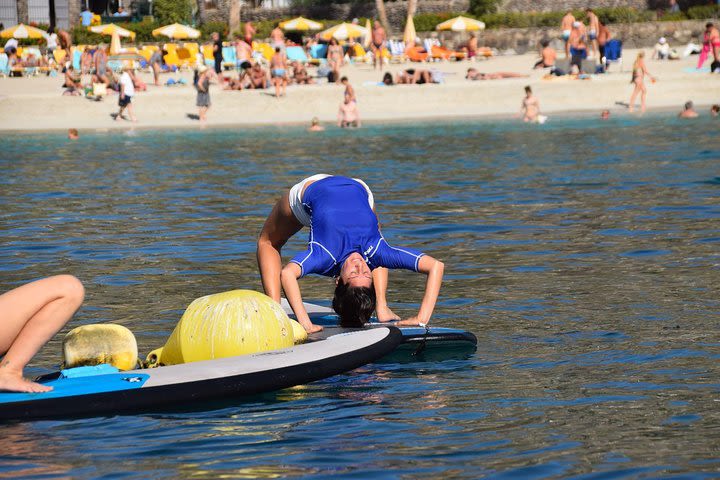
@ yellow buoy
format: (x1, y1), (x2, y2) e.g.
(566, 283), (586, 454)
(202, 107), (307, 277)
(63, 324), (139, 371)
(146, 290), (308, 367)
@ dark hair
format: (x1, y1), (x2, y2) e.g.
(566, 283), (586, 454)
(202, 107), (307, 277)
(340, 76), (348, 82)
(540, 39), (549, 48)
(382, 72), (394, 85)
(332, 279), (376, 327)
(707, 23), (714, 29)
(525, 85), (532, 93)
(711, 104), (720, 112)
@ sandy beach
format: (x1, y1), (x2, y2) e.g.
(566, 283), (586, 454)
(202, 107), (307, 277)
(0, 48), (717, 132)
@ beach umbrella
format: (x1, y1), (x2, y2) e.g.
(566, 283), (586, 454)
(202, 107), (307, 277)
(0, 23), (49, 40)
(88, 23), (136, 39)
(279, 17), (323, 31)
(363, 18), (372, 48)
(436, 16), (485, 32)
(403, 15), (416, 45)
(110, 30), (122, 55)
(152, 23), (201, 39)
(319, 22), (368, 41)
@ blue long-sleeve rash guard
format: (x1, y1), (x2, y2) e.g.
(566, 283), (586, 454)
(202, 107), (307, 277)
(290, 176), (425, 277)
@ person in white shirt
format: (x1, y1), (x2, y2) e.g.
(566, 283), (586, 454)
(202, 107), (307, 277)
(4, 37), (18, 53)
(46, 27), (58, 56)
(653, 37), (670, 59)
(116, 66), (137, 122)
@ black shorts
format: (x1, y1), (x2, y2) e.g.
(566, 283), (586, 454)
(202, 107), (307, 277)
(118, 95), (132, 107)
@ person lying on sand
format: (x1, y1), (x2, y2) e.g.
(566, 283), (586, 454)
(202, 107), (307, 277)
(256, 174), (444, 333)
(466, 68), (529, 80)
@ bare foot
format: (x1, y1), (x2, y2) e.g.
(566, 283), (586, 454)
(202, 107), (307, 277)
(376, 306), (400, 323)
(0, 370), (52, 393)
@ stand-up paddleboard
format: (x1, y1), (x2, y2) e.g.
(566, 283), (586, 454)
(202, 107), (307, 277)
(0, 328), (402, 421)
(281, 300), (477, 355)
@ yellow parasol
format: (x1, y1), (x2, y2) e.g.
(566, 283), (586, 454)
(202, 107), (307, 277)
(152, 23), (201, 39)
(363, 19), (372, 49)
(403, 15), (416, 45)
(110, 31), (122, 55)
(279, 17), (323, 31)
(435, 16), (486, 32)
(0, 23), (49, 40)
(319, 22), (368, 41)
(88, 23), (136, 39)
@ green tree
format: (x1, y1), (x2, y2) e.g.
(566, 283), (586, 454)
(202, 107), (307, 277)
(153, 0), (193, 25)
(469, 0), (499, 16)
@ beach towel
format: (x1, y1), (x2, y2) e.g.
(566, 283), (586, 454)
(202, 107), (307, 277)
(222, 46), (236, 67)
(72, 49), (82, 71)
(604, 40), (622, 61)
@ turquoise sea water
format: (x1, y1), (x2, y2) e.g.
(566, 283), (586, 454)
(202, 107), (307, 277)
(1, 116), (719, 478)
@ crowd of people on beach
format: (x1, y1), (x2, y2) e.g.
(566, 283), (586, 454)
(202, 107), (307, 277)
(3, 5), (719, 128)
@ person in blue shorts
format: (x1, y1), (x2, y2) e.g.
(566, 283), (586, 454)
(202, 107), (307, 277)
(257, 174), (444, 333)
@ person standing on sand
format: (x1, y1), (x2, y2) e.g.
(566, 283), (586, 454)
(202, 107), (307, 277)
(196, 65), (211, 122)
(371, 21), (386, 71)
(0, 276), (84, 393)
(270, 25), (285, 53)
(327, 38), (343, 81)
(521, 85), (540, 123)
(212, 32), (223, 75)
(116, 66), (137, 122)
(244, 21), (256, 45)
(150, 48), (167, 86)
(270, 47), (287, 98)
(561, 10), (575, 58)
(629, 52), (655, 114)
(586, 8), (600, 59)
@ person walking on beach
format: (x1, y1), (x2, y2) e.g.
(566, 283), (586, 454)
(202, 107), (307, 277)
(371, 21), (387, 71)
(327, 38), (343, 81)
(698, 22), (720, 68)
(256, 174), (444, 333)
(196, 65), (211, 121)
(561, 10), (575, 58)
(212, 32), (223, 75)
(629, 52), (655, 113)
(270, 47), (287, 98)
(521, 85), (541, 123)
(116, 66), (137, 122)
(0, 275), (84, 392)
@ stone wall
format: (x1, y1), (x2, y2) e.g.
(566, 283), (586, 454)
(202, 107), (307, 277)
(496, 0), (650, 12)
(438, 19), (709, 52)
(240, 0), (470, 31)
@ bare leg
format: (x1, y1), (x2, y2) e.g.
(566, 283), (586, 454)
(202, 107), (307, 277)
(127, 102), (137, 122)
(373, 267), (399, 322)
(628, 83), (640, 113)
(640, 84), (647, 113)
(0, 275), (84, 393)
(152, 64), (160, 85)
(257, 192), (303, 302)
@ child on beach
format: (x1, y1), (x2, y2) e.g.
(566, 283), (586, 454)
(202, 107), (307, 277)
(340, 76), (355, 102)
(256, 174), (444, 332)
(196, 65), (211, 121)
(0, 275), (84, 392)
(116, 66), (137, 122)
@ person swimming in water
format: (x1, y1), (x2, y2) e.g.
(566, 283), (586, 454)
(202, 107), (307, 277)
(256, 175), (444, 333)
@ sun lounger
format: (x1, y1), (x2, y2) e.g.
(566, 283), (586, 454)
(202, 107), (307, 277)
(431, 45), (466, 61)
(72, 49), (82, 71)
(388, 40), (406, 63)
(222, 46), (236, 69)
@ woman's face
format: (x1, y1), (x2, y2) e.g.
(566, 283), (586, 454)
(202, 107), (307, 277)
(339, 252), (372, 288)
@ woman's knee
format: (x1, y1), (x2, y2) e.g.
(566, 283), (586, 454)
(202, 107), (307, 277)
(52, 275), (85, 305)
